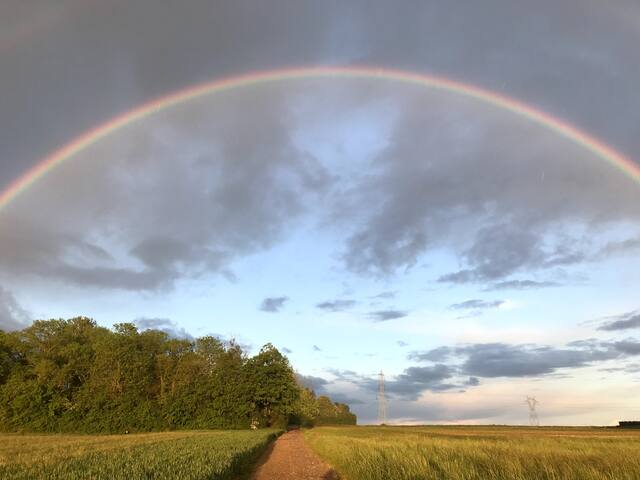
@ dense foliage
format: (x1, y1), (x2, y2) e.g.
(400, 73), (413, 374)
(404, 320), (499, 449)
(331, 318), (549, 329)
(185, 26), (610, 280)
(0, 317), (355, 432)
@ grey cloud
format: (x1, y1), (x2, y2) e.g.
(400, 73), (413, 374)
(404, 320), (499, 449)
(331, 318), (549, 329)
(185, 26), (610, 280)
(370, 291), (396, 299)
(296, 374), (329, 393)
(409, 346), (453, 362)
(411, 339), (640, 379)
(1, 84), (333, 291)
(355, 364), (461, 400)
(598, 311), (640, 331)
(260, 296), (289, 313)
(2, 77), (639, 294)
(485, 279), (561, 291)
(449, 299), (505, 310)
(324, 392), (365, 405)
(325, 369), (360, 381)
(466, 376), (480, 386)
(296, 371), (366, 406)
(316, 299), (356, 312)
(613, 340), (640, 356)
(329, 78), (640, 282)
(0, 286), (30, 331)
(134, 317), (193, 340)
(458, 343), (614, 378)
(438, 226), (597, 285)
(2, 2), (640, 294)
(368, 309), (408, 322)
(600, 362), (640, 374)
(599, 237), (640, 257)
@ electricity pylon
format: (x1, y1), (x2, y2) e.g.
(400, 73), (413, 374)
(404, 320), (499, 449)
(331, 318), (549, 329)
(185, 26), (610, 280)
(377, 371), (386, 425)
(526, 396), (540, 426)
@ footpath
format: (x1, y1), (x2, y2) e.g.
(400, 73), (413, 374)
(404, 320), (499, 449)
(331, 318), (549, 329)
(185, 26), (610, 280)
(250, 430), (339, 480)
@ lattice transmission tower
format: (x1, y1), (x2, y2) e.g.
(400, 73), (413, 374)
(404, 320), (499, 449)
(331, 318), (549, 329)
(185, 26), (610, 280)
(377, 371), (386, 425)
(526, 396), (540, 426)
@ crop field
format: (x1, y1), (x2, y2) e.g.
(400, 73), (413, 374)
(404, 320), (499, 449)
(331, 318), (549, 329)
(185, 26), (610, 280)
(0, 429), (279, 480)
(306, 425), (640, 480)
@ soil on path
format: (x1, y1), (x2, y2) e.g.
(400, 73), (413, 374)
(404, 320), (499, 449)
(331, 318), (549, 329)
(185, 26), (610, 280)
(250, 430), (339, 480)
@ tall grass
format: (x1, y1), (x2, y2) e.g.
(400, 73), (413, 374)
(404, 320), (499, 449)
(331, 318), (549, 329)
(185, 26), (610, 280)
(306, 426), (640, 480)
(0, 429), (279, 480)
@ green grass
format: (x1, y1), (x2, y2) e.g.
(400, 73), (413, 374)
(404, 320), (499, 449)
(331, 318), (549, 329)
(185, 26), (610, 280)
(305, 425), (640, 480)
(0, 429), (280, 480)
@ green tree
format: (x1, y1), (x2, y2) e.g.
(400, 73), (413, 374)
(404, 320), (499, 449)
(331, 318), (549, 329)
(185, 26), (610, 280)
(245, 343), (299, 428)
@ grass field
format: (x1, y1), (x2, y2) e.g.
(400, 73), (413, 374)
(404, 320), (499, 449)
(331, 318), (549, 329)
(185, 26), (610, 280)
(306, 425), (640, 480)
(0, 429), (280, 480)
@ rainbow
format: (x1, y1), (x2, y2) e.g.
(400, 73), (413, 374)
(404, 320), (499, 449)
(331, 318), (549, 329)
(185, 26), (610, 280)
(1, 66), (639, 211)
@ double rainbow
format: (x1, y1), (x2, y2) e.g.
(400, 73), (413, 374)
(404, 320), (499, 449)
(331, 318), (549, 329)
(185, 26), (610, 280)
(1, 66), (638, 211)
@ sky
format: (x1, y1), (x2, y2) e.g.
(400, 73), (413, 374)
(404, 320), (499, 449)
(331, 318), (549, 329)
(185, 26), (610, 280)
(1, 0), (640, 425)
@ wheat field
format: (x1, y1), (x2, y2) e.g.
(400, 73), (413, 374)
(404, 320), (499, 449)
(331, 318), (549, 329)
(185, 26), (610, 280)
(305, 425), (640, 480)
(0, 429), (279, 480)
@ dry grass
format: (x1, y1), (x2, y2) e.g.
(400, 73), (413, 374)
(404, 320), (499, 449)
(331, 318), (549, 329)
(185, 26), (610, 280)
(0, 429), (279, 479)
(305, 425), (640, 480)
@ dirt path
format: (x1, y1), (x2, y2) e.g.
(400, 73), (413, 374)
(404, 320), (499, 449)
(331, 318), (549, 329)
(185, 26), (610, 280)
(250, 430), (339, 480)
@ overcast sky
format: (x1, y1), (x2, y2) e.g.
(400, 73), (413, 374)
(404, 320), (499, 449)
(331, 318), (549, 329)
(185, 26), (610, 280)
(1, 0), (640, 425)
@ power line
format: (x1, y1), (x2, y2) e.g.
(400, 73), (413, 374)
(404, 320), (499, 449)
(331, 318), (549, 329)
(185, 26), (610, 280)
(378, 370), (386, 425)
(526, 396), (540, 426)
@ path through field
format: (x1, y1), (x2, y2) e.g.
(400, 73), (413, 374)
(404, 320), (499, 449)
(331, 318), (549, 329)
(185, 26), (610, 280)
(250, 430), (339, 480)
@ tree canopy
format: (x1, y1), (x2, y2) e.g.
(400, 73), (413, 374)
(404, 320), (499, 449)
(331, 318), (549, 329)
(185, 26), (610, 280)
(0, 317), (356, 432)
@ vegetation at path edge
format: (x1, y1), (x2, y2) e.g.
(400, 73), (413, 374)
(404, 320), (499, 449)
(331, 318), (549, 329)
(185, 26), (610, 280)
(0, 429), (279, 480)
(305, 425), (640, 480)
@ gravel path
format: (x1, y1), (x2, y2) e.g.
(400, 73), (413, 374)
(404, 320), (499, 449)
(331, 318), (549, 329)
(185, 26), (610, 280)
(250, 430), (339, 480)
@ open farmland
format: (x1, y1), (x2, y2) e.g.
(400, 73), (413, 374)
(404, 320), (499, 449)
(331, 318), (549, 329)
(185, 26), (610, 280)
(0, 429), (279, 480)
(305, 425), (640, 480)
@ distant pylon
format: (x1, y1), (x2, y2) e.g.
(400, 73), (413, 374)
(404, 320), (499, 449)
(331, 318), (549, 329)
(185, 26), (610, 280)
(377, 371), (386, 425)
(525, 396), (540, 426)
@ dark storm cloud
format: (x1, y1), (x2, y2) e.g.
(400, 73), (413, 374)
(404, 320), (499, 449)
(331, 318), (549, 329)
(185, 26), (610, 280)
(259, 296), (289, 313)
(4, 0), (640, 194)
(331, 83), (640, 281)
(485, 279), (561, 291)
(134, 317), (193, 340)
(368, 309), (408, 322)
(0, 286), (30, 331)
(0, 83), (334, 291)
(0, 0), (368, 188)
(1, 2), (640, 296)
(598, 311), (640, 331)
(449, 299), (504, 310)
(316, 299), (356, 312)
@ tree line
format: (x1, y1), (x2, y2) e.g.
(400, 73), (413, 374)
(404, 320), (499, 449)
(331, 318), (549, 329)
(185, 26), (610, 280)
(0, 317), (356, 433)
